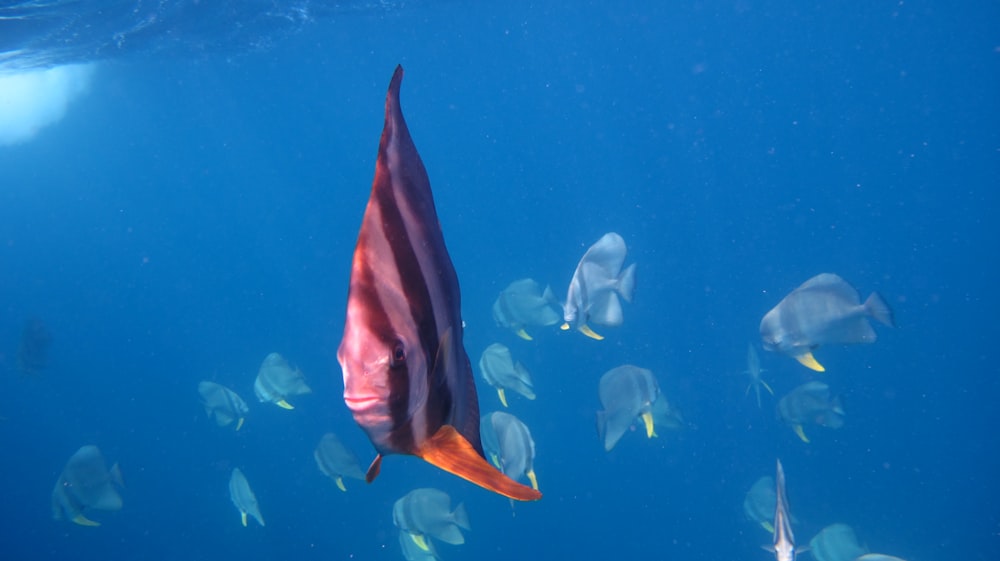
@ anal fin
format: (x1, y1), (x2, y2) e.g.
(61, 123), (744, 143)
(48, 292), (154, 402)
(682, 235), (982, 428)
(365, 454), (383, 483)
(417, 425), (541, 501)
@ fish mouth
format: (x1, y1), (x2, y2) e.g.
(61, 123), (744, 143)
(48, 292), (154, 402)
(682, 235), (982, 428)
(344, 394), (384, 411)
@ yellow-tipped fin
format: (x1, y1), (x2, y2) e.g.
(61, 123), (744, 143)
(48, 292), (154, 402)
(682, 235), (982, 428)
(410, 532), (430, 552)
(335, 476), (346, 492)
(497, 388), (508, 408)
(489, 452), (502, 470)
(275, 399), (294, 410)
(235, 417), (245, 431)
(516, 328), (533, 341)
(760, 520), (774, 533)
(72, 514), (100, 527)
(560, 322), (570, 331)
(794, 351), (825, 372)
(527, 468), (539, 490)
(417, 425), (541, 501)
(793, 424), (810, 443)
(578, 324), (604, 340)
(241, 511), (248, 527)
(641, 411), (657, 438)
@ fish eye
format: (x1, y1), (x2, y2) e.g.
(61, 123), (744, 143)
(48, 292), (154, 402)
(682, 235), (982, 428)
(390, 342), (406, 368)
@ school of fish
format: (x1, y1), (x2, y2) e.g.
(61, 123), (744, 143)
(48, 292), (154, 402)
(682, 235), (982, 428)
(41, 67), (910, 561)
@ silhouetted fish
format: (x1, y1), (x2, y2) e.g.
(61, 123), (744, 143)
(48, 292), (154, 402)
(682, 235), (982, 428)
(337, 66), (541, 501)
(51, 445), (124, 527)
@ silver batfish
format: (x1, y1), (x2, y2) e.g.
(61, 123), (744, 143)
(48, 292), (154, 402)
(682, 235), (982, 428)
(478, 343), (536, 408)
(777, 381), (845, 443)
(596, 365), (660, 451)
(760, 273), (894, 371)
(561, 232), (637, 340)
(198, 380), (249, 430)
(51, 445), (124, 527)
(492, 278), (561, 340)
(229, 467), (264, 527)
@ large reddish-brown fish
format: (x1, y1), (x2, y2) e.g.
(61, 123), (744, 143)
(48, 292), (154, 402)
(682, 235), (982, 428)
(337, 66), (541, 502)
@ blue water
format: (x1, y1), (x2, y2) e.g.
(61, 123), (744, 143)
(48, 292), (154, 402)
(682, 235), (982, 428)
(1, 1), (997, 560)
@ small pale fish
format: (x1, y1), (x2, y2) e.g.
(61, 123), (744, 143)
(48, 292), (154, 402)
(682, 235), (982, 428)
(313, 432), (366, 492)
(760, 273), (894, 371)
(481, 411), (539, 491)
(809, 523), (866, 561)
(596, 365), (660, 451)
(777, 381), (845, 443)
(229, 467), (264, 527)
(392, 488), (470, 548)
(743, 476), (777, 533)
(478, 343), (536, 407)
(561, 232), (637, 340)
(198, 381), (249, 430)
(51, 445), (125, 527)
(767, 459), (796, 561)
(253, 352), (311, 409)
(398, 529), (441, 561)
(492, 278), (562, 340)
(337, 66), (540, 501)
(745, 344), (774, 408)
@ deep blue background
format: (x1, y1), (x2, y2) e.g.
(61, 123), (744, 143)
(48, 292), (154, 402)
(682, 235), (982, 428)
(1, 1), (997, 560)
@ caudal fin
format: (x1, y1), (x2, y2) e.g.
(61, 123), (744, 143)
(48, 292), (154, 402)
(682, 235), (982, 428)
(864, 292), (895, 327)
(617, 263), (637, 302)
(417, 425), (542, 501)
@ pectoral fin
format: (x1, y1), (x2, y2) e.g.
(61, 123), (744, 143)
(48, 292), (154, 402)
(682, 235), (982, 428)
(276, 399), (295, 410)
(416, 425), (541, 501)
(578, 324), (604, 340)
(527, 468), (539, 490)
(794, 351), (825, 372)
(72, 514), (100, 527)
(641, 411), (657, 438)
(410, 532), (430, 552)
(792, 424), (810, 443)
(365, 454), (383, 483)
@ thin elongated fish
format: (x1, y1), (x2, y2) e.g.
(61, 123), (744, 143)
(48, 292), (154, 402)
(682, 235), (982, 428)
(561, 232), (636, 340)
(337, 66), (541, 502)
(760, 273), (894, 371)
(744, 344), (774, 408)
(769, 459), (795, 561)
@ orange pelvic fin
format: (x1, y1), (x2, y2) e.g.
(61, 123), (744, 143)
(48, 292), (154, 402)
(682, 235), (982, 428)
(418, 425), (542, 501)
(365, 453), (383, 483)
